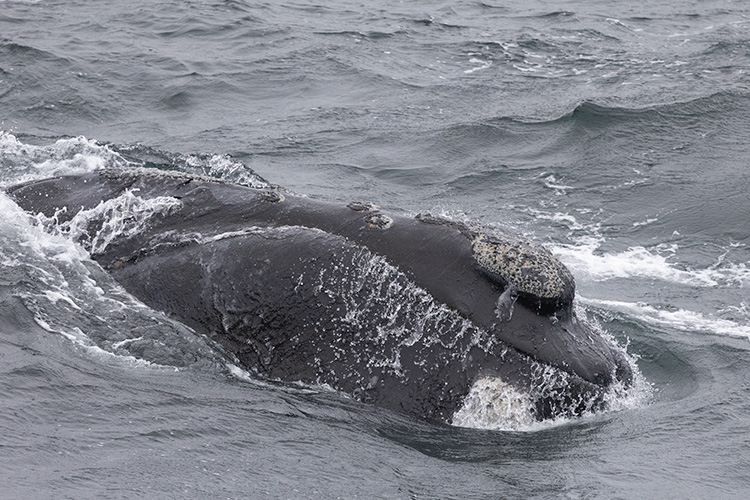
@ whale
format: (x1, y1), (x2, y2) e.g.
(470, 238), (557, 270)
(6, 168), (633, 423)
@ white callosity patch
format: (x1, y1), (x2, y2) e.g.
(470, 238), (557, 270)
(363, 212), (393, 229)
(416, 213), (576, 304)
(452, 377), (534, 431)
(472, 233), (575, 302)
(38, 190), (183, 255)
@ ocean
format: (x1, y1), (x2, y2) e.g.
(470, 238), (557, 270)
(1, 0), (749, 498)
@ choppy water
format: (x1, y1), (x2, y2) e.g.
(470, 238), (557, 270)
(2, 1), (749, 498)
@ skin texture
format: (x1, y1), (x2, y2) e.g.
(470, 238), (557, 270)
(7, 169), (633, 422)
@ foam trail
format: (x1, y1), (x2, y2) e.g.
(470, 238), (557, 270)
(582, 297), (750, 340)
(550, 237), (749, 289)
(528, 209), (749, 289)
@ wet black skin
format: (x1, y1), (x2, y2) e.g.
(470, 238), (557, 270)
(7, 170), (633, 422)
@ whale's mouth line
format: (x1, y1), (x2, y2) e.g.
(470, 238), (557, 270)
(140, 220), (621, 394)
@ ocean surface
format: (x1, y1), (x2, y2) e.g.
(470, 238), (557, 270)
(2, 0), (750, 498)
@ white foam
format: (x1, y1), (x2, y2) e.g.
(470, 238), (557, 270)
(633, 217), (659, 227)
(581, 297), (750, 339)
(550, 236), (749, 289)
(226, 362), (256, 383)
(0, 131), (131, 186)
(43, 290), (82, 310)
(34, 318), (166, 369)
(526, 209), (750, 290)
(451, 308), (652, 432)
(0, 192), (88, 266)
(452, 377), (534, 431)
(451, 364), (652, 432)
(525, 209), (750, 341)
(464, 58), (492, 74)
(542, 174), (575, 194)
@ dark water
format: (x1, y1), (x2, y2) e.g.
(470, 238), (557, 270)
(2, 0), (750, 498)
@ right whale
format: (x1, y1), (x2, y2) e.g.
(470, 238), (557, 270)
(6, 168), (634, 423)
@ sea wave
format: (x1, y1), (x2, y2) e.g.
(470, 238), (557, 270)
(483, 90), (750, 127)
(0, 40), (70, 64)
(413, 90), (750, 156)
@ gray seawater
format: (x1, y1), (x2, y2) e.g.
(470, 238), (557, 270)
(2, 0), (750, 498)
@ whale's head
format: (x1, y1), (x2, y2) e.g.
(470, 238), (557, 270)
(457, 224), (634, 423)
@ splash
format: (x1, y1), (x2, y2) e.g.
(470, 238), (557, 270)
(452, 377), (535, 431)
(0, 190), (224, 370)
(114, 142), (269, 188)
(183, 152), (269, 188)
(451, 308), (651, 432)
(38, 189), (183, 255)
(0, 131), (131, 186)
(0, 132), (269, 190)
(451, 356), (652, 432)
